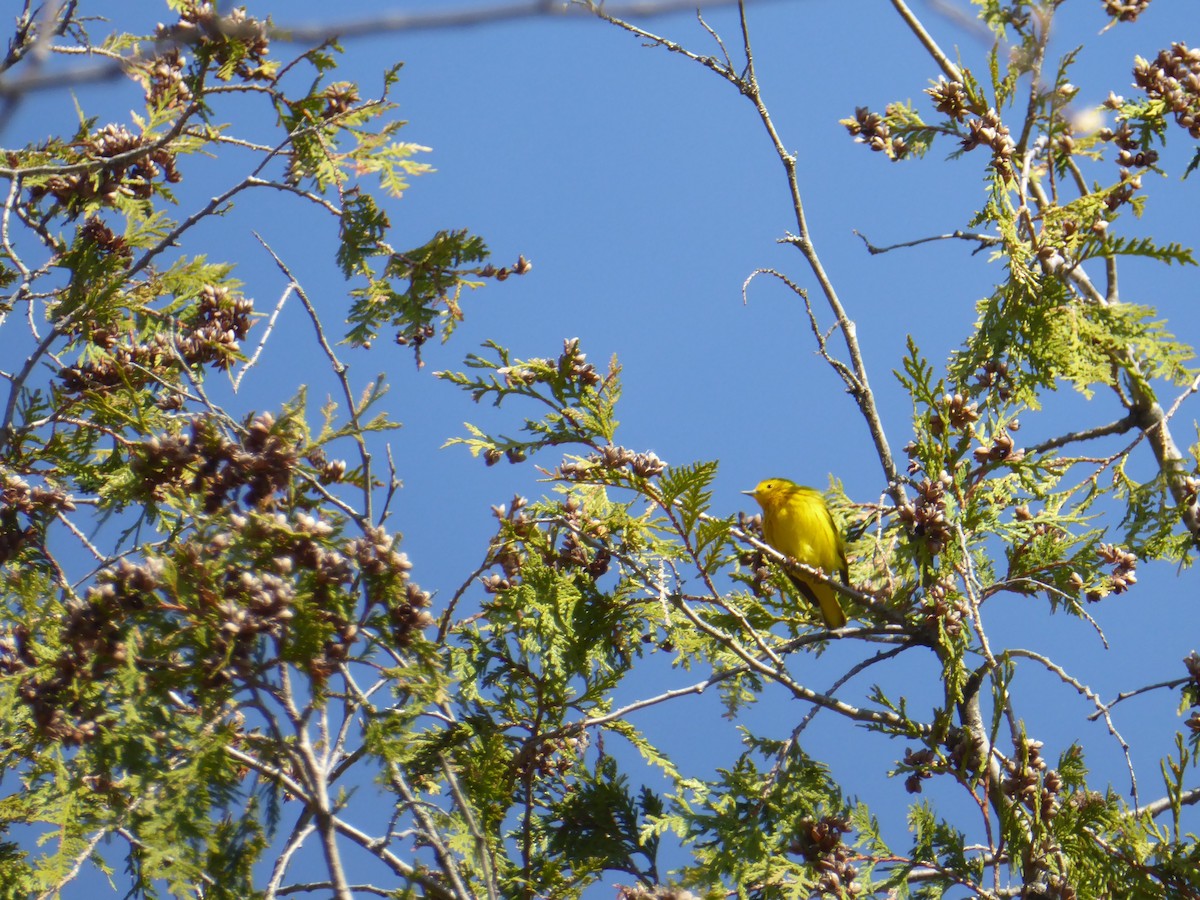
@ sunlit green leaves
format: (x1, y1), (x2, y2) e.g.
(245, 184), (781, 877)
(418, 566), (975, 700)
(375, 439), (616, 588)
(440, 338), (621, 460)
(670, 737), (851, 899)
(545, 760), (661, 883)
(345, 229), (491, 356)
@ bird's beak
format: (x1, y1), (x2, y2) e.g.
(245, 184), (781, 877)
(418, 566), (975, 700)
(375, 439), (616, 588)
(740, 489), (755, 496)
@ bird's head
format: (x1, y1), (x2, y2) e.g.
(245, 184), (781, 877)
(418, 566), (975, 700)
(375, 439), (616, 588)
(742, 478), (798, 505)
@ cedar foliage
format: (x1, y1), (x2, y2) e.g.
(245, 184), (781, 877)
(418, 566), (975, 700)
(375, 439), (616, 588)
(1, 1), (1199, 898)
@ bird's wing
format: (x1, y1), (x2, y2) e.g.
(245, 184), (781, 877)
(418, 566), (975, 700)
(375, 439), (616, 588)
(789, 574), (820, 608)
(818, 502), (850, 583)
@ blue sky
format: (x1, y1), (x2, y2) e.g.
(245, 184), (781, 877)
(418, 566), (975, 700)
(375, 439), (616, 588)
(5, 0), (1200, 895)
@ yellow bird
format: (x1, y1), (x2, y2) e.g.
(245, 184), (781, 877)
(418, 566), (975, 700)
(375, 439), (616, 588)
(743, 478), (849, 629)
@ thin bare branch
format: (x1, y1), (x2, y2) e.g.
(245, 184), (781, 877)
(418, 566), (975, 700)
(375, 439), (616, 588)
(0, 1), (770, 105)
(853, 227), (1002, 255)
(1005, 647), (1139, 808)
(1088, 677), (1190, 721)
(888, 0), (962, 83)
(254, 234), (376, 527)
(1026, 415), (1138, 455)
(1142, 787), (1200, 821)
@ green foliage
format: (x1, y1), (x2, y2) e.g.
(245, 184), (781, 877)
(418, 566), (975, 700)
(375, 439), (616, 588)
(0, 3), (486, 894)
(1186, 146), (1200, 178)
(903, 801), (976, 898)
(2, 1), (1199, 898)
(545, 759), (661, 883)
(668, 737), (852, 898)
(438, 338), (622, 460)
(344, 228), (493, 357)
(950, 279), (1195, 405)
(1098, 234), (1197, 267)
(656, 460), (719, 541)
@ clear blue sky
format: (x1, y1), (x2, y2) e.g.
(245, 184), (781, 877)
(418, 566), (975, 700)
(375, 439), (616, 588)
(5, 0), (1199, 895)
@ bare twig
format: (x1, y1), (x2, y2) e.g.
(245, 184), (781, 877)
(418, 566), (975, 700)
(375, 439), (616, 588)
(36, 824), (109, 900)
(387, 763), (475, 900)
(1026, 415), (1138, 456)
(888, 0), (962, 83)
(1004, 647), (1139, 808)
(1142, 787), (1200, 821)
(744, 268), (861, 393)
(787, 642), (914, 739)
(275, 883), (394, 898)
(254, 234), (376, 528)
(669, 586), (923, 731)
(438, 558), (492, 643)
(329, 816), (460, 900)
(853, 227), (1002, 255)
(0, 1), (773, 105)
(264, 820), (319, 900)
(1088, 678), (1190, 721)
(233, 281), (296, 392)
(441, 753), (500, 900)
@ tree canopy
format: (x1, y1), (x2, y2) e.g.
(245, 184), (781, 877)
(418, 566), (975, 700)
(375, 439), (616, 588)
(1, 1), (1199, 898)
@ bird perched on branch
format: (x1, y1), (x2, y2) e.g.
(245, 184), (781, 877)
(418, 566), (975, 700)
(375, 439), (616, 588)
(743, 478), (849, 629)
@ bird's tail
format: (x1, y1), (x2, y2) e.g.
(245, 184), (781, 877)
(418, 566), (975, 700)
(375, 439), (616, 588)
(790, 575), (848, 629)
